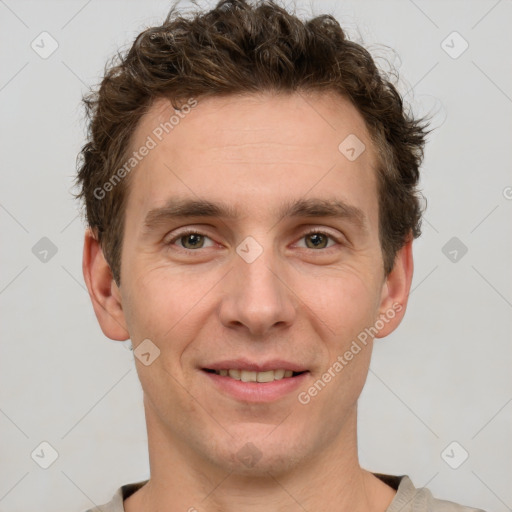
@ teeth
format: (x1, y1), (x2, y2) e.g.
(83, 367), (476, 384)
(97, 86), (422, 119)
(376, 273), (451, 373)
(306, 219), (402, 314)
(274, 369), (286, 379)
(241, 370), (256, 382)
(228, 369), (240, 379)
(213, 368), (299, 381)
(257, 370), (278, 382)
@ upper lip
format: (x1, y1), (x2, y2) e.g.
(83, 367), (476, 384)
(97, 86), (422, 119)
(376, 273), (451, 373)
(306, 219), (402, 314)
(202, 359), (309, 372)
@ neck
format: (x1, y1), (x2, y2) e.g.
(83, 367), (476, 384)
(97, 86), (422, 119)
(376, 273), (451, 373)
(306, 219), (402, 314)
(125, 397), (396, 512)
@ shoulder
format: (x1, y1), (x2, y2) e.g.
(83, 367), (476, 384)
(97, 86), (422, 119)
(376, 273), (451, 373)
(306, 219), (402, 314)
(78, 480), (148, 512)
(383, 474), (488, 512)
(79, 475), (488, 512)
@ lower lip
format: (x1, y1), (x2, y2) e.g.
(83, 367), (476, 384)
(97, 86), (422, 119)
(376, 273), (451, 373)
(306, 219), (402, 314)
(202, 370), (309, 402)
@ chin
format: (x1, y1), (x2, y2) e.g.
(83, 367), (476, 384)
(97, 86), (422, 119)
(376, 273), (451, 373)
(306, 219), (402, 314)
(227, 450), (303, 478)
(209, 427), (309, 477)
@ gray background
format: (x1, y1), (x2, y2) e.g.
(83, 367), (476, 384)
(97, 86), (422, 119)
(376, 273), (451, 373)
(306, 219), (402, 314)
(0, 0), (511, 511)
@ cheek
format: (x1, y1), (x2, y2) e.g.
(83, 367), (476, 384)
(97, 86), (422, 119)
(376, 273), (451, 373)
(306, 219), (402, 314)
(122, 265), (218, 348)
(290, 265), (381, 340)
(302, 273), (378, 408)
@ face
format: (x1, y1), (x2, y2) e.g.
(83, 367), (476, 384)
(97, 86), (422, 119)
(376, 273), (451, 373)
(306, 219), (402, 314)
(84, 91), (412, 476)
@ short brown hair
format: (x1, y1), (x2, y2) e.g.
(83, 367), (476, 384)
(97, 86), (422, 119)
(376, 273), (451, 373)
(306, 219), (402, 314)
(74, 0), (429, 286)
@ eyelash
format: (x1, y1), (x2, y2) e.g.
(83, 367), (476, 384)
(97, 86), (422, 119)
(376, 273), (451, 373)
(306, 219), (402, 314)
(166, 228), (343, 252)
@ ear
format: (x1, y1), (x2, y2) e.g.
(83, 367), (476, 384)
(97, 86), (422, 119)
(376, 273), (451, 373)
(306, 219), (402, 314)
(374, 236), (414, 339)
(82, 228), (129, 341)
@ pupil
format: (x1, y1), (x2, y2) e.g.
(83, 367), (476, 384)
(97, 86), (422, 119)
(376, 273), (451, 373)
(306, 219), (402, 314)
(181, 234), (326, 250)
(184, 234), (203, 249)
(308, 233), (326, 248)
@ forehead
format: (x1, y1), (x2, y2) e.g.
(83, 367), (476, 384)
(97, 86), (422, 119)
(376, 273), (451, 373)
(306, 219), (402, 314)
(141, 91), (373, 156)
(124, 91), (379, 226)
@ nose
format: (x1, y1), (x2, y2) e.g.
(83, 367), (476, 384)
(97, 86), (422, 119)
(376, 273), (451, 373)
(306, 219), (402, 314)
(218, 240), (296, 338)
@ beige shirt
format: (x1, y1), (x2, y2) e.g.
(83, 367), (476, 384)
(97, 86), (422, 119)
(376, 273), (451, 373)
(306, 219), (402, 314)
(81, 473), (486, 512)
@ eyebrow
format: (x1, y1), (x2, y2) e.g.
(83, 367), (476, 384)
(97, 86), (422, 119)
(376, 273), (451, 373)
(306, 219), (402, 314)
(142, 197), (367, 234)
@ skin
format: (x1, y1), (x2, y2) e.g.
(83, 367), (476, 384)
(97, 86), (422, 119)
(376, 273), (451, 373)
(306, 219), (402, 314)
(83, 91), (413, 512)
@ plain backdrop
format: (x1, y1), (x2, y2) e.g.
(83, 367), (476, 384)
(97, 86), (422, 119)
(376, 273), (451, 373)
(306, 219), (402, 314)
(0, 1), (511, 511)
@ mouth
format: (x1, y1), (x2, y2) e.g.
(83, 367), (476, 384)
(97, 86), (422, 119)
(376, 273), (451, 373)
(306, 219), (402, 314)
(201, 367), (310, 402)
(202, 368), (307, 382)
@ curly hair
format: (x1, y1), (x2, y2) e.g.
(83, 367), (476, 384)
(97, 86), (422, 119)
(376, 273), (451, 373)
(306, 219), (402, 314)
(74, 0), (429, 286)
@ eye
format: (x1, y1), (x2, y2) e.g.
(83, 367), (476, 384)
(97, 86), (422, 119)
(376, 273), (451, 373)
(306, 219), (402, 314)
(165, 228), (342, 252)
(166, 229), (215, 250)
(296, 229), (340, 250)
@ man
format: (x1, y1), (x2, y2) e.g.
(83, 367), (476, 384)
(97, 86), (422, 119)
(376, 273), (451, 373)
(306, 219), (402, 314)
(75, 1), (486, 511)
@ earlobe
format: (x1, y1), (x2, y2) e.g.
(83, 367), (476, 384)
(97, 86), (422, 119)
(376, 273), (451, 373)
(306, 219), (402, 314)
(82, 228), (130, 341)
(374, 236), (414, 339)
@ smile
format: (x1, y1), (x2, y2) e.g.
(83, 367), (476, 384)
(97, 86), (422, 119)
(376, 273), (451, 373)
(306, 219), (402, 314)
(201, 368), (310, 402)
(204, 368), (305, 382)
